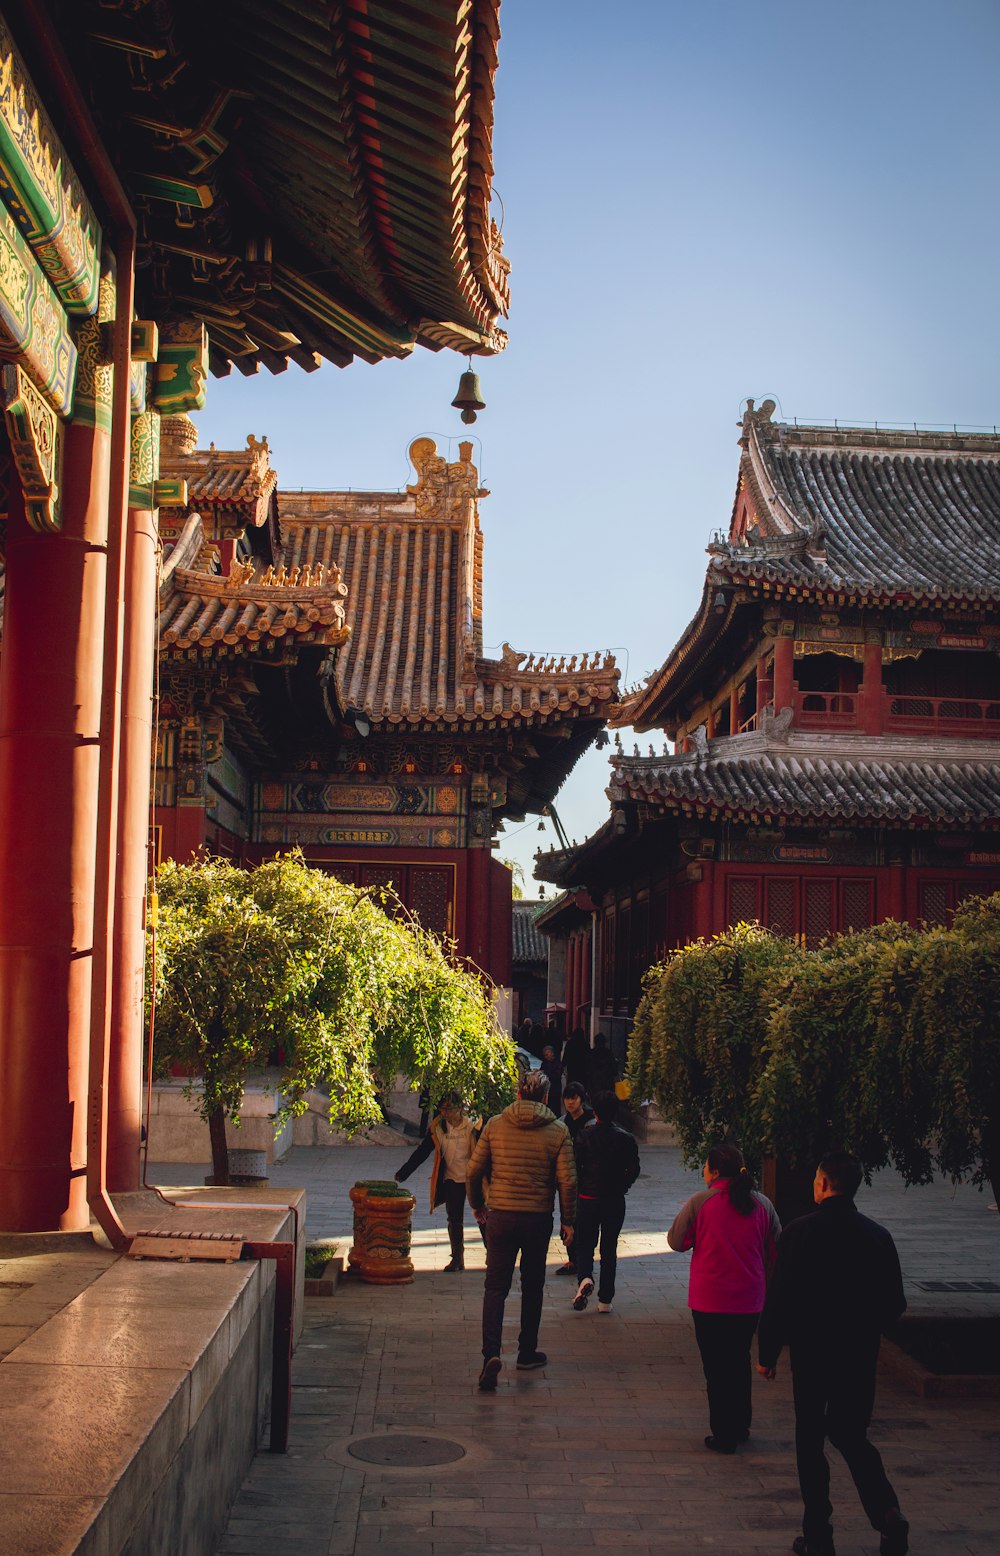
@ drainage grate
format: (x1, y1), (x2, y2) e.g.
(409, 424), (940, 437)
(915, 1280), (1000, 1293)
(347, 1434), (466, 1467)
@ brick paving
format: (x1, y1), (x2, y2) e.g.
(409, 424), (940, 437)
(152, 1142), (1000, 1556)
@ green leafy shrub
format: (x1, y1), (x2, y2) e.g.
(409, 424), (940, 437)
(148, 850), (517, 1181)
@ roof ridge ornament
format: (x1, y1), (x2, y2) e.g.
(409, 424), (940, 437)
(406, 436), (484, 520)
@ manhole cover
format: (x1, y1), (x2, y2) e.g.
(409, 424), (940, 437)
(347, 1434), (465, 1467)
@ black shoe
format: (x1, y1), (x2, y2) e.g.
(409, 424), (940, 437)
(704, 1435), (736, 1454)
(555, 1261), (575, 1274)
(443, 1258), (464, 1272)
(879, 1510), (909, 1556)
(791, 1538), (836, 1556)
(573, 1277), (594, 1311)
(478, 1356), (501, 1391)
(516, 1350), (547, 1370)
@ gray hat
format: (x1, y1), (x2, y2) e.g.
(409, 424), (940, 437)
(518, 1068), (551, 1102)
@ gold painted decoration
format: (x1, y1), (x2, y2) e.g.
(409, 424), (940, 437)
(0, 20), (102, 315)
(1, 361), (61, 532)
(128, 408), (160, 509)
(71, 271), (115, 431)
(406, 437), (484, 520)
(152, 321), (208, 414)
(0, 204), (77, 414)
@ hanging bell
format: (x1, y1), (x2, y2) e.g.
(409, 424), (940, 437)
(451, 367), (486, 424)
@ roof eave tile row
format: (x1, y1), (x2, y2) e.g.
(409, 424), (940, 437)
(609, 747), (1000, 828)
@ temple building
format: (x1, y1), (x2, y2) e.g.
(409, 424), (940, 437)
(538, 401), (1000, 1055)
(155, 421), (619, 1005)
(0, 0), (510, 1233)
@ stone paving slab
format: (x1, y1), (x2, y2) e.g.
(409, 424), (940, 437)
(147, 1144), (1000, 1556)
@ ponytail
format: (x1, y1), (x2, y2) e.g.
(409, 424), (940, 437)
(707, 1143), (756, 1216)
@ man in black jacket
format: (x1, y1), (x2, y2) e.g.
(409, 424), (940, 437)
(570, 1091), (640, 1314)
(756, 1151), (908, 1556)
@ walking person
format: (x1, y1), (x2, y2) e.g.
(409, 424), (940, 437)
(571, 1090), (640, 1314)
(394, 1091), (482, 1271)
(554, 1082), (595, 1275)
(466, 1067), (577, 1391)
(667, 1143), (780, 1453)
(756, 1150), (909, 1556)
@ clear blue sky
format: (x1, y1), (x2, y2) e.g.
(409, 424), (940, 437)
(194, 0), (1000, 888)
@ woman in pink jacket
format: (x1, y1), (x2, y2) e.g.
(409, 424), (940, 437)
(667, 1143), (780, 1453)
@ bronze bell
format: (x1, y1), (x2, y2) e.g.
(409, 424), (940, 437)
(451, 368), (485, 424)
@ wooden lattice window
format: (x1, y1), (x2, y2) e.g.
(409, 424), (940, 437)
(803, 880), (834, 948)
(841, 879), (873, 933)
(727, 878), (759, 926)
(408, 867), (452, 937)
(360, 864), (398, 891)
(919, 881), (952, 926)
(765, 879), (797, 939)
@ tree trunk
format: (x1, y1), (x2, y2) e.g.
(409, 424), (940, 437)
(208, 1104), (230, 1185)
(761, 1155), (815, 1226)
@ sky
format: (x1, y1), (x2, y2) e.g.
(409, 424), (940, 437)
(193, 0), (1000, 891)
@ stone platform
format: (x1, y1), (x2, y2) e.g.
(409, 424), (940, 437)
(0, 1186), (305, 1556)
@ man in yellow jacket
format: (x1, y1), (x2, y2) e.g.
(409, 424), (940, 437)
(467, 1067), (577, 1391)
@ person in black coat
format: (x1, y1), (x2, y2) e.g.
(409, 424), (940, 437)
(756, 1150), (909, 1556)
(553, 1083), (595, 1275)
(570, 1091), (640, 1314)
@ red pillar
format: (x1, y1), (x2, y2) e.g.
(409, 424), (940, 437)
(772, 634), (795, 714)
(729, 683), (740, 734)
(0, 424), (111, 1231)
(756, 652), (773, 717)
(581, 920), (592, 1012)
(566, 933), (577, 1028)
(106, 502), (158, 1190)
(861, 642), (884, 735)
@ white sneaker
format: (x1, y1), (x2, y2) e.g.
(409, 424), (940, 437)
(572, 1278), (594, 1311)
(598, 1301), (613, 1313)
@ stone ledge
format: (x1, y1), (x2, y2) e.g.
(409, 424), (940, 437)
(0, 1188), (307, 1555)
(879, 1335), (1000, 1398)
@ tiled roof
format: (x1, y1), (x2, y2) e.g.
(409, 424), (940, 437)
(609, 727), (1000, 827)
(722, 405), (1000, 602)
(615, 405), (1000, 731)
(46, 0), (508, 373)
(277, 441), (619, 731)
(159, 515), (349, 656)
(512, 902), (549, 964)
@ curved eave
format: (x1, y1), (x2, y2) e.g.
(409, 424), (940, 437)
(611, 579), (740, 733)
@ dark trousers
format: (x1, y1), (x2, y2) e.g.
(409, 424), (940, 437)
(691, 1310), (759, 1447)
(574, 1194), (626, 1303)
(792, 1348), (900, 1545)
(441, 1180), (485, 1261)
(481, 1209), (553, 1360)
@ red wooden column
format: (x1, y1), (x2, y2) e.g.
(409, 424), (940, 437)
(581, 920), (592, 1012)
(860, 642), (884, 735)
(0, 423), (111, 1231)
(772, 634), (795, 714)
(106, 493), (158, 1190)
(566, 933), (578, 1028)
(756, 651), (773, 716)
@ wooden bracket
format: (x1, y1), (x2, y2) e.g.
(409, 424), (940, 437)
(1, 363), (61, 532)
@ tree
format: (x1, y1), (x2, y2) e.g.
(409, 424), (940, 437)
(628, 922), (801, 1178)
(148, 851), (517, 1182)
(887, 891), (1000, 1207)
(628, 896), (1000, 1227)
(758, 920), (920, 1178)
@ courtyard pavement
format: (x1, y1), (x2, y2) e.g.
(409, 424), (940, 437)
(149, 1141), (1000, 1556)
